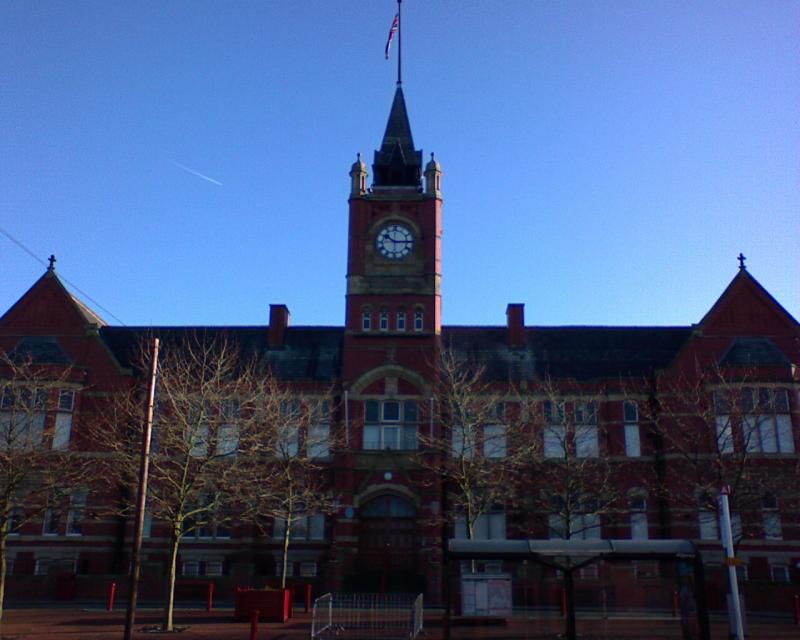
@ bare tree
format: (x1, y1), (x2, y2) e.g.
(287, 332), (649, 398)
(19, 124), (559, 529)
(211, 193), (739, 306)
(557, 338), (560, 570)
(420, 350), (533, 559)
(516, 378), (621, 640)
(0, 351), (85, 626)
(239, 380), (337, 588)
(94, 334), (262, 632)
(641, 361), (796, 548)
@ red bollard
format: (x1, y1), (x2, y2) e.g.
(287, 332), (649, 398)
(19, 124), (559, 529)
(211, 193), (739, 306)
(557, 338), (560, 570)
(249, 609), (259, 640)
(107, 581), (117, 612)
(793, 594), (799, 625)
(672, 590), (679, 618)
(560, 588), (567, 617)
(206, 582), (214, 612)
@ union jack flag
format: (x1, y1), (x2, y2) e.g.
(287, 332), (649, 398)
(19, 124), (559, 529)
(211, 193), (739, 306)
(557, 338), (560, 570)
(385, 13), (399, 59)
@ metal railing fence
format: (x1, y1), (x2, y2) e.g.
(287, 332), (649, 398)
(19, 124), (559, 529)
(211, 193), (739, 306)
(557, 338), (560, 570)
(311, 592), (423, 639)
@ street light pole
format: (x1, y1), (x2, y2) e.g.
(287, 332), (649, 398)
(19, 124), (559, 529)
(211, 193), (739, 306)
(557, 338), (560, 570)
(718, 486), (744, 640)
(123, 337), (159, 640)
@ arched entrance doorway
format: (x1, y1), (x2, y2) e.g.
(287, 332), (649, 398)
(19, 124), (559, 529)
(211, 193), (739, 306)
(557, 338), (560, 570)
(352, 494), (423, 593)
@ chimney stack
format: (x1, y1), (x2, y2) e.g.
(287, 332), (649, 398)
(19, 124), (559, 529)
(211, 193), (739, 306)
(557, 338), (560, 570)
(506, 303), (525, 347)
(268, 304), (290, 347)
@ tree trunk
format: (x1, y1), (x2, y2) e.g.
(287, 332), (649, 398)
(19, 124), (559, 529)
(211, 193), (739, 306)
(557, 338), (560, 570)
(163, 533), (180, 632)
(281, 522), (291, 589)
(467, 521), (476, 574)
(564, 568), (577, 640)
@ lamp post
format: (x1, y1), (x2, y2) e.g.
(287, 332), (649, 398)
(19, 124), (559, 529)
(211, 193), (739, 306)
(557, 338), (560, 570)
(718, 485), (744, 640)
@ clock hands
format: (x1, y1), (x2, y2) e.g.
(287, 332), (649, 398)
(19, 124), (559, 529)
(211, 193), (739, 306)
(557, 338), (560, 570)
(376, 224), (413, 258)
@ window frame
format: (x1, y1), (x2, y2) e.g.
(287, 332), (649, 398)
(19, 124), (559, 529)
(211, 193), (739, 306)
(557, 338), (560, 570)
(483, 424), (507, 459)
(454, 511), (506, 541)
(769, 564), (790, 583)
(42, 508), (60, 536)
(698, 509), (719, 540)
(65, 489), (87, 536)
(413, 309), (423, 332)
(274, 513), (325, 541)
(363, 400), (419, 451)
(623, 401), (641, 457)
(629, 496), (648, 540)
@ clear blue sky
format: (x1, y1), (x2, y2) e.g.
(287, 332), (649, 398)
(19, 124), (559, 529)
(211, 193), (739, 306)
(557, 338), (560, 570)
(2, 1), (797, 328)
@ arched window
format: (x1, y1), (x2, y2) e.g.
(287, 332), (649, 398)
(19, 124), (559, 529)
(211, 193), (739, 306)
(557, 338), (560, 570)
(379, 308), (389, 331)
(361, 308), (372, 331)
(396, 309), (406, 331)
(414, 308), (423, 332)
(629, 493), (648, 540)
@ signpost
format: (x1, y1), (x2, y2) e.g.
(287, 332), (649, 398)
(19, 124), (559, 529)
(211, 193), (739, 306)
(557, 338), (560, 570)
(718, 485), (744, 640)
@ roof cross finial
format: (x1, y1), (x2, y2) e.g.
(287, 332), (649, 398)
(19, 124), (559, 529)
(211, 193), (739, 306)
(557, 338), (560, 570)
(737, 252), (747, 271)
(47, 254), (56, 272)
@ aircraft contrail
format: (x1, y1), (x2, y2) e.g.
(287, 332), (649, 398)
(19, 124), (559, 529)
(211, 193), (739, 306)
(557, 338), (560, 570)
(167, 158), (223, 186)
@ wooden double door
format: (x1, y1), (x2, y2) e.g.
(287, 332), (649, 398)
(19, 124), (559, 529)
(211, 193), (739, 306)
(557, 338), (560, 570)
(355, 495), (422, 593)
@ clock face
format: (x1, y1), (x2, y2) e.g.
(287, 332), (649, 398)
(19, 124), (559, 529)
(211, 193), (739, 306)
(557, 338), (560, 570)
(376, 223), (414, 260)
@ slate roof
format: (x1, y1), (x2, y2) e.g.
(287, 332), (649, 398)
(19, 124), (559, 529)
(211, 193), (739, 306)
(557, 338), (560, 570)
(8, 336), (72, 365)
(372, 86), (422, 187)
(99, 326), (343, 381)
(442, 326), (693, 381)
(718, 337), (789, 366)
(99, 324), (693, 383)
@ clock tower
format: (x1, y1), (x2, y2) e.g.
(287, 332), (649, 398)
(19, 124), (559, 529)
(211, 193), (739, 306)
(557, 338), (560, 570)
(343, 85), (443, 383)
(335, 84), (445, 594)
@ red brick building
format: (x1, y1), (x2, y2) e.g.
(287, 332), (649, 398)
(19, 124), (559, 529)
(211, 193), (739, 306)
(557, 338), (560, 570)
(1, 85), (798, 613)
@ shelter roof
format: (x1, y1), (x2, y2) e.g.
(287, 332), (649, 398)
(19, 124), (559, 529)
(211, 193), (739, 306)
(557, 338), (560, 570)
(449, 538), (698, 560)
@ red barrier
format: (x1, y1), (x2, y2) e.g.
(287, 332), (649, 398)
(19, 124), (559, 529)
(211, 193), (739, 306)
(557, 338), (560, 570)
(793, 594), (799, 625)
(560, 588), (567, 617)
(107, 582), (117, 612)
(206, 582), (214, 612)
(249, 609), (259, 640)
(235, 587), (292, 623)
(672, 590), (679, 618)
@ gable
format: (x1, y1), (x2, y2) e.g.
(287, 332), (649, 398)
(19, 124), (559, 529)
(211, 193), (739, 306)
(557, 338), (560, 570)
(0, 271), (105, 335)
(699, 271), (798, 336)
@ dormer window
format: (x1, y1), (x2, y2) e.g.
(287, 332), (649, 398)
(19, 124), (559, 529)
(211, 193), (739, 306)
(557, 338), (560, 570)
(396, 310), (406, 332)
(414, 309), (424, 332)
(362, 309), (372, 331)
(379, 308), (389, 332)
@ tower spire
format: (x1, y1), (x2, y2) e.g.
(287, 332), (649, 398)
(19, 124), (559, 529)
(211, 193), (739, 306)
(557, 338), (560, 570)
(372, 85), (422, 188)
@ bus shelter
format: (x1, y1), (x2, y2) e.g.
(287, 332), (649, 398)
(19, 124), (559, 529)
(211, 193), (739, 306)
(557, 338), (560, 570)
(448, 539), (711, 640)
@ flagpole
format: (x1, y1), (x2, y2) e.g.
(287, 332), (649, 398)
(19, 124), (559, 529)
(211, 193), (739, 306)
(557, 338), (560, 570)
(397, 0), (402, 85)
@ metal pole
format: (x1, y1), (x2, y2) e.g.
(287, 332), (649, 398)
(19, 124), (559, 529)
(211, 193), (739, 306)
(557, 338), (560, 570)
(429, 397), (434, 439)
(397, 0), (402, 85)
(441, 461), (451, 640)
(344, 389), (349, 447)
(718, 488), (744, 640)
(123, 337), (159, 640)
